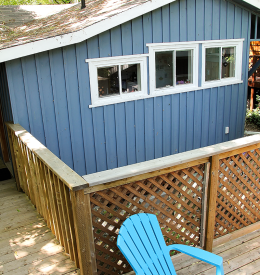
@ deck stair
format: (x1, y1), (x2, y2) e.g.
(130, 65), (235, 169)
(0, 158), (80, 275)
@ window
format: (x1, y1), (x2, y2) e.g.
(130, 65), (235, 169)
(202, 39), (243, 88)
(148, 42), (199, 95)
(88, 55), (147, 107)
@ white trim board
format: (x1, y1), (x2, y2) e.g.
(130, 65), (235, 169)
(83, 134), (260, 187)
(0, 0), (175, 63)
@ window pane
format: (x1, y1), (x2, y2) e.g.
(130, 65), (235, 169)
(155, 51), (173, 88)
(176, 50), (193, 85)
(98, 66), (119, 97)
(205, 48), (220, 81)
(222, 47), (235, 78)
(121, 64), (141, 93)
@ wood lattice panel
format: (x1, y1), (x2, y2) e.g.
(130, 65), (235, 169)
(215, 149), (260, 238)
(90, 164), (205, 275)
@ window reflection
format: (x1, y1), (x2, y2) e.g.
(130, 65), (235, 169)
(205, 48), (220, 81)
(121, 64), (141, 93)
(98, 66), (120, 97)
(176, 50), (193, 85)
(155, 51), (173, 88)
(222, 47), (235, 78)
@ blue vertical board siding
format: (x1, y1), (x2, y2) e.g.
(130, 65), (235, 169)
(201, 89), (210, 147)
(162, 5), (170, 43)
(5, 60), (30, 131)
(193, 90), (202, 149)
(227, 2), (235, 39)
(21, 55), (45, 145)
(171, 94), (180, 154)
(195, 0), (204, 41)
(179, 0), (187, 42)
(143, 12), (153, 53)
(111, 26), (128, 167)
(186, 91), (194, 151)
(76, 41), (97, 174)
(88, 36), (107, 172)
(3, 0), (251, 175)
(63, 45), (86, 175)
(163, 95), (172, 156)
(132, 17), (144, 55)
(35, 52), (60, 157)
(205, 0), (212, 40)
(212, 0), (220, 40)
(223, 86), (232, 142)
(121, 21), (133, 55)
(152, 8), (163, 43)
(111, 26), (122, 57)
(187, 0), (196, 41)
(144, 98), (154, 160)
(135, 100), (146, 162)
(154, 97), (163, 158)
(125, 102), (136, 165)
(170, 1), (180, 42)
(219, 0), (227, 39)
(208, 88), (218, 146)
(99, 31), (118, 170)
(49, 48), (74, 169)
(179, 93), (187, 153)
(229, 85), (239, 140)
(215, 87), (225, 144)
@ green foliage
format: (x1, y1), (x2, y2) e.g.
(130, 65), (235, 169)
(246, 95), (260, 128)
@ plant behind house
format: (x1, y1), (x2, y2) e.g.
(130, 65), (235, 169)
(246, 95), (260, 128)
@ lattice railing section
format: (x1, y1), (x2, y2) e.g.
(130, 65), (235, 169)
(89, 164), (205, 275)
(215, 149), (260, 238)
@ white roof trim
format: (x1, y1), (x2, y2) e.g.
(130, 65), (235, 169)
(0, 0), (175, 63)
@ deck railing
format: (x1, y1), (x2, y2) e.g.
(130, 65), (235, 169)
(6, 122), (260, 275)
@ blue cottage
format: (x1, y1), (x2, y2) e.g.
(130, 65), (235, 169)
(0, 0), (259, 176)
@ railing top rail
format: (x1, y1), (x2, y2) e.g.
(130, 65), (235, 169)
(83, 134), (260, 193)
(6, 123), (88, 191)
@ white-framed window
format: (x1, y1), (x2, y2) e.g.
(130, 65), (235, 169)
(201, 39), (244, 88)
(147, 42), (199, 96)
(87, 54), (148, 107)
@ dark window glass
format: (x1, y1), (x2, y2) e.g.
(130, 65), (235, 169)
(222, 47), (235, 78)
(98, 66), (119, 97)
(205, 48), (220, 81)
(121, 64), (141, 93)
(257, 17), (260, 39)
(155, 51), (173, 88)
(251, 14), (256, 39)
(176, 50), (193, 85)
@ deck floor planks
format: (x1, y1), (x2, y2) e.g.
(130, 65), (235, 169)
(174, 229), (260, 274)
(0, 177), (80, 275)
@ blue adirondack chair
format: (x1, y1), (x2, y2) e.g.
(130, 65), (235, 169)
(117, 213), (224, 275)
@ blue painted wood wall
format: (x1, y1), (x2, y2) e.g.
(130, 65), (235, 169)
(0, 62), (13, 162)
(3, 0), (251, 176)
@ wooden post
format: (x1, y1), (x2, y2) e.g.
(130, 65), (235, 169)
(205, 155), (219, 252)
(71, 190), (97, 275)
(200, 162), (210, 249)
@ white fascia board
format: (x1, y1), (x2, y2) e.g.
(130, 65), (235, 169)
(0, 0), (175, 63)
(242, 0), (260, 9)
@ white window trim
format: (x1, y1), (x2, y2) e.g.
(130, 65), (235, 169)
(87, 54), (148, 108)
(147, 42), (199, 96)
(201, 39), (244, 89)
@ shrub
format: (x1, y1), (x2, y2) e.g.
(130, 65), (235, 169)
(246, 95), (260, 127)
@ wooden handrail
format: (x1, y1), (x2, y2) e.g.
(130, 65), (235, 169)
(83, 134), (260, 193)
(6, 123), (89, 191)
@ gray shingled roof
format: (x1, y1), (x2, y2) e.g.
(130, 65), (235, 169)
(0, 0), (149, 50)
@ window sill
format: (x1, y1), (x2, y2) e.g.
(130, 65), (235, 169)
(150, 83), (199, 97)
(89, 94), (150, 108)
(201, 79), (243, 89)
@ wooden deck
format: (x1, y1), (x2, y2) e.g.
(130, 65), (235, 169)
(171, 228), (260, 274)
(0, 165), (80, 274)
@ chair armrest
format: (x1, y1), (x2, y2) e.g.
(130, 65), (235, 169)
(166, 244), (223, 267)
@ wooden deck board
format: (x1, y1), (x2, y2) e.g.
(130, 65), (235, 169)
(0, 178), (80, 275)
(173, 229), (260, 275)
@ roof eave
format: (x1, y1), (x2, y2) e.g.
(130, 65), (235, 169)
(0, 0), (175, 63)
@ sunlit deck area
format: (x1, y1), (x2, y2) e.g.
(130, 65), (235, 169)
(0, 165), (80, 275)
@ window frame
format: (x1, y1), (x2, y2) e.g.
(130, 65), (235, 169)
(201, 39), (244, 88)
(87, 54), (148, 108)
(147, 42), (199, 96)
